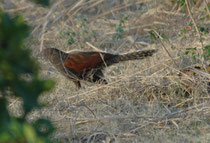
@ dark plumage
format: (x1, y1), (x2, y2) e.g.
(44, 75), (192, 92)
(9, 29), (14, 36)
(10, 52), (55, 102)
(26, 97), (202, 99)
(43, 48), (157, 88)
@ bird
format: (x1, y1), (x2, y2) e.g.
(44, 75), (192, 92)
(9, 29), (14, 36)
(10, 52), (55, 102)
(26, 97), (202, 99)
(43, 48), (158, 88)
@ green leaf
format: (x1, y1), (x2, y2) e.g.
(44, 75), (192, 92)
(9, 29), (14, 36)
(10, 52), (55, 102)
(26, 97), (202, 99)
(161, 33), (169, 43)
(34, 119), (54, 137)
(31, 0), (49, 6)
(202, 45), (210, 60)
(0, 5), (55, 142)
(23, 124), (38, 143)
(0, 98), (10, 133)
(149, 31), (157, 41)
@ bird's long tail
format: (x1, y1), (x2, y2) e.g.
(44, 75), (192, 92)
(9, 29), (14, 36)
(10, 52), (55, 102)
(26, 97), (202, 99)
(106, 49), (158, 66)
(117, 49), (157, 61)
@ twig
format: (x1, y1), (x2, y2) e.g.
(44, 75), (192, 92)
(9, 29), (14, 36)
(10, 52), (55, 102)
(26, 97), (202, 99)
(86, 42), (104, 52)
(86, 42), (108, 68)
(152, 30), (179, 67)
(83, 0), (104, 11)
(91, 0), (150, 21)
(203, 0), (210, 16)
(130, 102), (207, 132)
(188, 68), (210, 78)
(77, 102), (104, 125)
(4, 5), (33, 13)
(52, 114), (151, 123)
(31, 0), (65, 36)
(39, 21), (47, 52)
(185, 0), (204, 56)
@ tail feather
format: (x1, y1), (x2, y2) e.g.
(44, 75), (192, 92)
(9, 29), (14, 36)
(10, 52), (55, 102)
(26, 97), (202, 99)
(106, 49), (157, 66)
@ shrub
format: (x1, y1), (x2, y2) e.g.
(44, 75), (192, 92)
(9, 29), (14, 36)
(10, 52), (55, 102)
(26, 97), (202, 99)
(0, 0), (56, 142)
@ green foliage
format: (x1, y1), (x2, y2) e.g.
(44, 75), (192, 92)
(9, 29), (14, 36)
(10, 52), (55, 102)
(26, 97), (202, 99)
(184, 45), (209, 61)
(60, 29), (76, 46)
(199, 26), (209, 35)
(160, 33), (170, 43)
(177, 0), (185, 6)
(149, 30), (171, 44)
(202, 45), (210, 60)
(112, 14), (129, 40)
(81, 16), (88, 35)
(185, 47), (197, 62)
(74, 13), (96, 41)
(179, 23), (194, 37)
(31, 0), (49, 6)
(177, 20), (209, 61)
(0, 119), (52, 143)
(149, 30), (157, 41)
(0, 4), (55, 143)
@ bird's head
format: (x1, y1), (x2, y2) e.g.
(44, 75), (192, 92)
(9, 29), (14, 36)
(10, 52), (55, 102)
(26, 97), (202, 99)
(42, 48), (59, 57)
(42, 48), (66, 63)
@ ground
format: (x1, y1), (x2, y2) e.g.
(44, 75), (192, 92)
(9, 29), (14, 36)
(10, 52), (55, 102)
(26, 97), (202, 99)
(1, 0), (210, 142)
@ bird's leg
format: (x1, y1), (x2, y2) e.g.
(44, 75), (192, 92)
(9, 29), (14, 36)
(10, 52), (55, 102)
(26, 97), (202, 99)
(92, 70), (108, 84)
(73, 81), (81, 88)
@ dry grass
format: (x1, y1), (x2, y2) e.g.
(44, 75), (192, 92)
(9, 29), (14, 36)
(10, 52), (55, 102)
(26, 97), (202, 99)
(2, 0), (210, 142)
